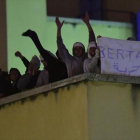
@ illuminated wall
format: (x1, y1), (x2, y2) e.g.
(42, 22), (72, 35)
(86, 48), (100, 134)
(87, 81), (140, 140)
(0, 81), (88, 140)
(6, 0), (133, 74)
(0, 74), (140, 139)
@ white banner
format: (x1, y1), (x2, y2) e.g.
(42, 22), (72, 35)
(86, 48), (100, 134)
(98, 37), (140, 77)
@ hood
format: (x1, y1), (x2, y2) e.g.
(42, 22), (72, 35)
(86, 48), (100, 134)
(87, 41), (97, 58)
(72, 42), (85, 57)
(31, 55), (40, 69)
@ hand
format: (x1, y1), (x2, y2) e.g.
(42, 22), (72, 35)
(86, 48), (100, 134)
(15, 51), (22, 58)
(22, 29), (36, 37)
(97, 35), (102, 38)
(82, 12), (90, 25)
(95, 49), (100, 58)
(55, 17), (64, 29)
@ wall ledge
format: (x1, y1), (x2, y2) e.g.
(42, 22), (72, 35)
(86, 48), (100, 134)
(0, 73), (140, 106)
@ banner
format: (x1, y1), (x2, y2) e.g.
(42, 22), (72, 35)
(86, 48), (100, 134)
(98, 37), (140, 77)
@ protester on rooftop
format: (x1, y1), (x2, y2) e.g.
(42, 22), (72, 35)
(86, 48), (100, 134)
(9, 68), (21, 95)
(83, 41), (100, 73)
(0, 68), (10, 97)
(17, 55), (41, 90)
(55, 12), (96, 77)
(36, 55), (49, 87)
(22, 29), (68, 83)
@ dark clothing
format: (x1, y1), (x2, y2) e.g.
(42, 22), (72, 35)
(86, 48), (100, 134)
(9, 82), (21, 95)
(17, 70), (41, 91)
(0, 71), (11, 97)
(29, 32), (68, 83)
(27, 71), (41, 89)
(21, 57), (30, 73)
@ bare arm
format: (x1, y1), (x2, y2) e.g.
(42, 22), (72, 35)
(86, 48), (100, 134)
(55, 17), (72, 60)
(82, 12), (96, 43)
(55, 17), (64, 38)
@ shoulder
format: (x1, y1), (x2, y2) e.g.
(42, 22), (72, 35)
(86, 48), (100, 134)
(84, 58), (92, 63)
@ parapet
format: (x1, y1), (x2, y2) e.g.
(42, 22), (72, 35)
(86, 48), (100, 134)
(0, 73), (140, 140)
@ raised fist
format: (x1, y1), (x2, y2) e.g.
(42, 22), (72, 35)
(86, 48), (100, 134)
(15, 51), (22, 58)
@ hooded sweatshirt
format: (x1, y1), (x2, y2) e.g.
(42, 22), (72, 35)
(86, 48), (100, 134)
(84, 41), (100, 73)
(36, 55), (49, 87)
(17, 55), (41, 90)
(57, 36), (87, 77)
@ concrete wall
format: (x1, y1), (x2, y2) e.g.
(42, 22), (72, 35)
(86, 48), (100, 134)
(103, 0), (140, 14)
(103, 0), (139, 22)
(0, 80), (88, 140)
(87, 81), (140, 140)
(0, 74), (140, 140)
(47, 0), (79, 18)
(0, 0), (7, 71)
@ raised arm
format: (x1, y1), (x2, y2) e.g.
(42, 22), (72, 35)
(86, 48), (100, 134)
(15, 51), (30, 69)
(55, 17), (65, 50)
(22, 30), (57, 64)
(55, 17), (64, 38)
(82, 12), (96, 43)
(55, 17), (72, 60)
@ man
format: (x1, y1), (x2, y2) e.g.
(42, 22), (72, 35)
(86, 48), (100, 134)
(0, 68), (10, 97)
(55, 12), (96, 77)
(17, 55), (41, 90)
(9, 68), (21, 95)
(83, 41), (100, 73)
(36, 55), (49, 87)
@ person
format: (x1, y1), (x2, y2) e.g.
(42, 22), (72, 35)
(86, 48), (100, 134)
(36, 55), (49, 87)
(55, 12), (96, 77)
(9, 68), (21, 95)
(15, 51), (30, 73)
(17, 55), (41, 91)
(22, 29), (68, 83)
(56, 50), (68, 79)
(0, 68), (10, 97)
(83, 41), (100, 73)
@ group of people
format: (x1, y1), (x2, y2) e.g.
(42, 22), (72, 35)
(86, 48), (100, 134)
(2, 12), (134, 98)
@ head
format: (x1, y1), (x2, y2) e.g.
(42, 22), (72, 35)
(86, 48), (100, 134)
(88, 41), (97, 58)
(9, 68), (21, 82)
(127, 37), (136, 41)
(39, 55), (47, 68)
(73, 42), (85, 58)
(30, 55), (40, 73)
